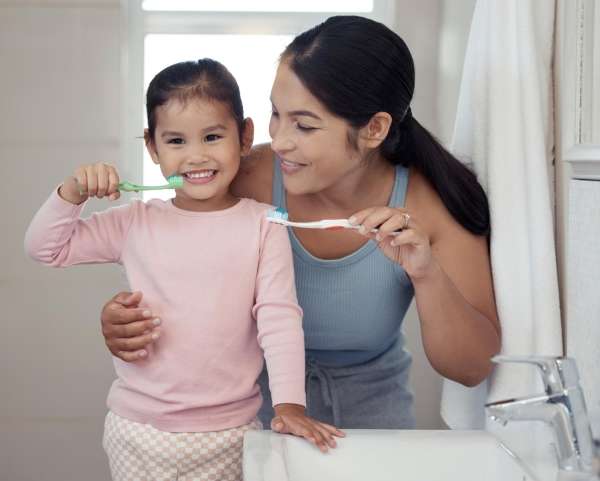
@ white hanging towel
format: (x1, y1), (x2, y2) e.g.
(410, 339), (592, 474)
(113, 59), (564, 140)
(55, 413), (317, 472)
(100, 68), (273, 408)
(440, 0), (562, 429)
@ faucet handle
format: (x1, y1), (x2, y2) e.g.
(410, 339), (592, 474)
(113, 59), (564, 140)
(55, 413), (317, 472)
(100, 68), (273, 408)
(491, 355), (581, 395)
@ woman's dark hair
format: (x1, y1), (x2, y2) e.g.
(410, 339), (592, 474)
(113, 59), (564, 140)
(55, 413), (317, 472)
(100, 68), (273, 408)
(282, 16), (490, 236)
(146, 58), (244, 141)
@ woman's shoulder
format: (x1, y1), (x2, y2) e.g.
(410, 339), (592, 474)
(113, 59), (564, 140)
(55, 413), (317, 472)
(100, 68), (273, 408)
(406, 167), (477, 244)
(231, 143), (274, 204)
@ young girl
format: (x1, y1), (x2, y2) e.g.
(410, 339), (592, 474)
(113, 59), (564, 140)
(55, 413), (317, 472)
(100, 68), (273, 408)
(25, 59), (343, 481)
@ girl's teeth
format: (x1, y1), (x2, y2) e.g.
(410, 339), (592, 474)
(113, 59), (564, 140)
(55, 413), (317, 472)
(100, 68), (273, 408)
(187, 170), (215, 179)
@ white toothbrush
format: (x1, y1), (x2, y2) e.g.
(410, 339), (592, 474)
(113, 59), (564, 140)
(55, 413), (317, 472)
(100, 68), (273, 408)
(266, 208), (400, 234)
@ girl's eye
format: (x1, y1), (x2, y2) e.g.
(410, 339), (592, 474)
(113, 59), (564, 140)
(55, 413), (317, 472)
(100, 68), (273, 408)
(167, 138), (184, 145)
(205, 134), (222, 142)
(271, 110), (279, 118)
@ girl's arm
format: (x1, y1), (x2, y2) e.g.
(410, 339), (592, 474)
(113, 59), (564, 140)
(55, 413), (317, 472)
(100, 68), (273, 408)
(253, 217), (305, 409)
(254, 214), (344, 451)
(24, 186), (132, 267)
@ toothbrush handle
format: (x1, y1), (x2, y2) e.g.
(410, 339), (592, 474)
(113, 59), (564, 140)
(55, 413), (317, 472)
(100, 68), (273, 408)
(347, 224), (402, 235)
(118, 182), (141, 192)
(266, 216), (402, 235)
(118, 182), (174, 192)
(76, 181), (173, 195)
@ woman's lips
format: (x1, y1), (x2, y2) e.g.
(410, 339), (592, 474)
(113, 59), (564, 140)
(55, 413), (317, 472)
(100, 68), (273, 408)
(279, 158), (306, 175)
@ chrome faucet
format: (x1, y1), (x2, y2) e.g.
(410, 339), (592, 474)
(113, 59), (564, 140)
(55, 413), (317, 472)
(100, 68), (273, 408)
(485, 355), (598, 479)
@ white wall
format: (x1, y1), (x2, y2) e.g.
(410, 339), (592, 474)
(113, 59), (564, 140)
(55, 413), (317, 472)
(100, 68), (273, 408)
(0, 1), (475, 478)
(0, 1), (123, 480)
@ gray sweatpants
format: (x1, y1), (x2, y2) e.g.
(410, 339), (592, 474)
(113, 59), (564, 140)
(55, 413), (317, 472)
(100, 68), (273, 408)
(257, 340), (415, 429)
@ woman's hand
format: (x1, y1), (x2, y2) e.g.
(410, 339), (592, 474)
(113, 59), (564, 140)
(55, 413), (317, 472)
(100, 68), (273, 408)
(59, 162), (121, 205)
(272, 404), (345, 453)
(101, 291), (160, 362)
(349, 207), (435, 280)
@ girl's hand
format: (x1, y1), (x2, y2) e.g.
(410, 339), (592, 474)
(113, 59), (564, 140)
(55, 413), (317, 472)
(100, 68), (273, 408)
(349, 207), (435, 280)
(59, 162), (121, 204)
(271, 404), (345, 453)
(101, 291), (160, 362)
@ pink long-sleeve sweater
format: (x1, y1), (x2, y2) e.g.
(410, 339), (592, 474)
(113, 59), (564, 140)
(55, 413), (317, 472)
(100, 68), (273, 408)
(24, 189), (306, 432)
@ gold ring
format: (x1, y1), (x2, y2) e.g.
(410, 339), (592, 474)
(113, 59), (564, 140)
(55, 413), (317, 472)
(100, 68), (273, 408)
(402, 213), (410, 229)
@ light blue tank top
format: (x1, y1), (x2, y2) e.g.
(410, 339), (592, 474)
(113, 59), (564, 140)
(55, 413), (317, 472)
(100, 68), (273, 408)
(272, 159), (415, 367)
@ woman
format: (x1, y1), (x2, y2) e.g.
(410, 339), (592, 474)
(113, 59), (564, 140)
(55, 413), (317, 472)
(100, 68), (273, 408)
(100, 16), (500, 430)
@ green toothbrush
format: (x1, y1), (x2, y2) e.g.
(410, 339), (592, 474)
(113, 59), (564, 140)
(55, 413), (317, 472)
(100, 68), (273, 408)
(117, 175), (184, 192)
(79, 175), (184, 195)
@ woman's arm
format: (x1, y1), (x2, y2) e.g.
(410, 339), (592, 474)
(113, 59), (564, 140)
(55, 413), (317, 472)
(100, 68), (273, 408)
(351, 169), (500, 386)
(100, 291), (160, 361)
(410, 170), (500, 386)
(413, 225), (500, 386)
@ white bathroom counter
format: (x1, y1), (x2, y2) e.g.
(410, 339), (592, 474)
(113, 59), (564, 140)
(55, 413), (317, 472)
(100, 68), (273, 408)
(243, 429), (555, 481)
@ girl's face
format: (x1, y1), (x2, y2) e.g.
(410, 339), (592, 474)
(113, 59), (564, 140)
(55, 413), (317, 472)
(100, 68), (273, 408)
(146, 97), (252, 212)
(269, 61), (366, 196)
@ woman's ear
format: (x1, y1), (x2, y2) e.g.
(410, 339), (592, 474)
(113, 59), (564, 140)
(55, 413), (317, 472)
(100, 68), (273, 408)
(144, 129), (160, 165)
(240, 118), (255, 156)
(358, 112), (393, 149)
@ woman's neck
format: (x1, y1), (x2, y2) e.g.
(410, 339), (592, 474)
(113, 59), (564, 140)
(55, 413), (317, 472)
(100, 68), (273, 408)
(305, 156), (396, 213)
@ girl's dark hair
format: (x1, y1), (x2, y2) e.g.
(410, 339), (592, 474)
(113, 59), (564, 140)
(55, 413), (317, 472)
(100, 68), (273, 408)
(146, 58), (244, 141)
(282, 16), (490, 236)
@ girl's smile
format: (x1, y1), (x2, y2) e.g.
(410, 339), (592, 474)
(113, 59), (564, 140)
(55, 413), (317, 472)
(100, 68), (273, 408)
(146, 97), (253, 212)
(181, 169), (218, 185)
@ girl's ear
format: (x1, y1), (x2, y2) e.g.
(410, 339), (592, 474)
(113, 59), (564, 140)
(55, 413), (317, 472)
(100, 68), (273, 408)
(240, 118), (255, 156)
(144, 129), (160, 165)
(358, 112), (393, 149)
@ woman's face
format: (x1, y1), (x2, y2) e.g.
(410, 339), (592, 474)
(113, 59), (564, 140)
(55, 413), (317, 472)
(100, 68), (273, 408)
(269, 61), (366, 196)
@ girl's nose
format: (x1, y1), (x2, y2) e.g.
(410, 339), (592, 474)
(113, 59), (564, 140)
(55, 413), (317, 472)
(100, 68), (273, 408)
(187, 155), (209, 164)
(186, 148), (210, 164)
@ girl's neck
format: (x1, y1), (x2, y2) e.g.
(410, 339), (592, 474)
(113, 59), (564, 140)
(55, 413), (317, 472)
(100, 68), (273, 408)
(172, 192), (239, 212)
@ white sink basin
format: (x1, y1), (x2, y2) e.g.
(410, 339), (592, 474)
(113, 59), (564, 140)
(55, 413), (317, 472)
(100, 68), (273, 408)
(243, 429), (547, 481)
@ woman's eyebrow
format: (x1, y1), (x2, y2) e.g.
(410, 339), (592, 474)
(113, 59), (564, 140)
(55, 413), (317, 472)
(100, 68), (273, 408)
(270, 99), (322, 121)
(288, 110), (322, 120)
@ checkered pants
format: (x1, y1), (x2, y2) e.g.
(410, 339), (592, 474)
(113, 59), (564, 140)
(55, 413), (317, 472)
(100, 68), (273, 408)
(102, 411), (262, 481)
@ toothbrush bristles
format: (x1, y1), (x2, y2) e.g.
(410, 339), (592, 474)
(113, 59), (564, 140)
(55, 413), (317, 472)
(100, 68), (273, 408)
(167, 175), (184, 188)
(268, 207), (289, 220)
